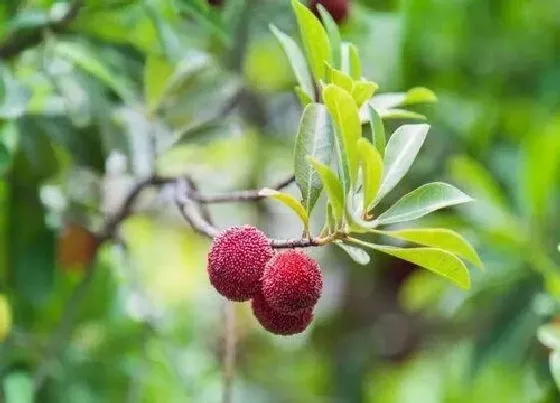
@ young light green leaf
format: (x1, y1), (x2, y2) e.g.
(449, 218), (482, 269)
(294, 86), (313, 107)
(380, 109), (426, 120)
(144, 55), (174, 114)
(259, 188), (309, 231)
(294, 103), (334, 214)
(367, 105), (386, 157)
(316, 4), (341, 69)
(291, 0), (331, 82)
(335, 241), (370, 265)
(376, 182), (474, 225)
(270, 24), (315, 101)
(331, 69), (353, 92)
(405, 87), (437, 104)
(341, 43), (362, 80)
(306, 156), (344, 225)
(352, 81), (378, 108)
(376, 124), (429, 202)
(322, 85), (361, 191)
(351, 239), (471, 289)
(358, 138), (384, 213)
(370, 87), (437, 111)
(381, 228), (483, 269)
(538, 324), (560, 351)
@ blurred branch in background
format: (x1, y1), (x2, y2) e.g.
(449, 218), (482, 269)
(0, 0), (83, 60)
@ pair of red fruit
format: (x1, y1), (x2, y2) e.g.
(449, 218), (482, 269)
(208, 226), (323, 335)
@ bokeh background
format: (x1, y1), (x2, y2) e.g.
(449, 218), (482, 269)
(1, 0), (560, 402)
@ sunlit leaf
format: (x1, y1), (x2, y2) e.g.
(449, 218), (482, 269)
(381, 228), (483, 269)
(351, 239), (471, 289)
(370, 87), (437, 111)
(331, 68), (353, 92)
(322, 85), (361, 192)
(351, 81), (378, 108)
(259, 188), (309, 231)
(270, 24), (315, 100)
(335, 241), (370, 265)
(295, 86), (313, 107)
(294, 103), (334, 214)
(376, 124), (429, 202)
(341, 42), (361, 80)
(306, 156), (344, 225)
(377, 182), (473, 225)
(358, 138), (383, 213)
(317, 4), (341, 69)
(380, 108), (426, 120)
(291, 0), (331, 82)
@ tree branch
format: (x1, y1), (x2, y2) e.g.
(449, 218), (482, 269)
(0, 0), (84, 60)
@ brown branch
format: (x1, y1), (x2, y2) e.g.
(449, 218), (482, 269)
(189, 175), (295, 204)
(0, 0), (84, 60)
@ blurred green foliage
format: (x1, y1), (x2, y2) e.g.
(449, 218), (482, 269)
(0, 0), (559, 402)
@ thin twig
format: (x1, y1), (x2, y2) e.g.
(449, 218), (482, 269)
(0, 0), (84, 60)
(189, 175), (295, 204)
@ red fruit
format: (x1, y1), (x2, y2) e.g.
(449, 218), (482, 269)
(310, 0), (349, 24)
(208, 0), (223, 6)
(207, 225), (274, 302)
(251, 293), (313, 335)
(262, 249), (322, 315)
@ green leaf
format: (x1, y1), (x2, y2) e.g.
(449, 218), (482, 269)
(351, 81), (378, 108)
(316, 4), (341, 69)
(331, 68), (353, 92)
(322, 85), (361, 192)
(351, 239), (471, 289)
(370, 87), (437, 111)
(367, 105), (386, 157)
(291, 0), (331, 82)
(341, 42), (361, 80)
(54, 42), (136, 103)
(259, 188), (309, 232)
(381, 228), (483, 269)
(4, 372), (33, 403)
(306, 156), (344, 225)
(405, 87), (438, 104)
(358, 138), (383, 213)
(294, 86), (313, 107)
(270, 24), (315, 101)
(294, 103), (334, 214)
(376, 124), (429, 202)
(376, 182), (474, 225)
(550, 351), (560, 391)
(538, 324), (560, 351)
(380, 109), (427, 120)
(335, 241), (370, 265)
(145, 55), (174, 115)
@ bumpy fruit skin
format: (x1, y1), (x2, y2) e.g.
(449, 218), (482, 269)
(207, 225), (274, 302)
(310, 0), (349, 24)
(262, 249), (322, 315)
(251, 293), (313, 335)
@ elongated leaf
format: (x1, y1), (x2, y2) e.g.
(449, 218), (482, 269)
(551, 351), (560, 390)
(331, 69), (353, 92)
(376, 124), (429, 201)
(382, 228), (482, 269)
(306, 156), (344, 225)
(294, 86), (313, 107)
(352, 240), (471, 289)
(291, 0), (331, 82)
(270, 24), (315, 100)
(370, 87), (437, 111)
(358, 138), (383, 213)
(538, 324), (560, 351)
(341, 43), (361, 79)
(294, 103), (334, 214)
(335, 241), (370, 265)
(377, 182), (473, 225)
(317, 4), (341, 69)
(145, 55), (174, 114)
(322, 85), (361, 191)
(352, 81), (378, 108)
(367, 105), (386, 157)
(380, 109), (426, 120)
(54, 42), (136, 103)
(259, 188), (309, 231)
